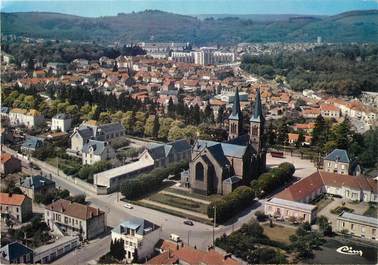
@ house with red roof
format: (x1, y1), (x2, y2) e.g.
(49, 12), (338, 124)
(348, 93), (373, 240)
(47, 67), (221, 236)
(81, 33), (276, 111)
(147, 240), (240, 265)
(0, 192), (32, 223)
(44, 199), (106, 240)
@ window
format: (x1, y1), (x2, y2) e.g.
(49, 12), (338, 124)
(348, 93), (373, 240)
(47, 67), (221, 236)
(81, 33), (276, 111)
(341, 165), (345, 170)
(351, 224), (354, 230)
(373, 229), (376, 235)
(16, 207), (19, 213)
(342, 222), (345, 227)
(195, 162), (204, 181)
(361, 227), (366, 233)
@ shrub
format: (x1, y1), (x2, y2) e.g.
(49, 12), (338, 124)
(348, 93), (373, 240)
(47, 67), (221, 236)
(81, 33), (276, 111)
(207, 186), (254, 223)
(251, 162), (295, 198)
(255, 211), (268, 222)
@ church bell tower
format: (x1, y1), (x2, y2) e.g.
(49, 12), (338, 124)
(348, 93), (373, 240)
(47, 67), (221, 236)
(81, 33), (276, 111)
(228, 88), (243, 140)
(250, 88), (265, 152)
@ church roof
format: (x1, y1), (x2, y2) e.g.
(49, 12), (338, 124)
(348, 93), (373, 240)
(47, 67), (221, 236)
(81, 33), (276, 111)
(250, 88), (264, 122)
(193, 140), (247, 159)
(229, 88), (242, 120)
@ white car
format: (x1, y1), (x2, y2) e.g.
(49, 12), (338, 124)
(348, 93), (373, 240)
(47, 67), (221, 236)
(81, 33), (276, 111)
(123, 203), (133, 209)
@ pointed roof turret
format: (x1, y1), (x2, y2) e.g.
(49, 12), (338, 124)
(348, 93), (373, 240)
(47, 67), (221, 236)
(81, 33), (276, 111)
(250, 88), (264, 122)
(229, 88), (242, 120)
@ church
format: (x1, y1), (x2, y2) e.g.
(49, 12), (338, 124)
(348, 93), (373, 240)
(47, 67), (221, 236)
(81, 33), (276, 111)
(185, 88), (266, 195)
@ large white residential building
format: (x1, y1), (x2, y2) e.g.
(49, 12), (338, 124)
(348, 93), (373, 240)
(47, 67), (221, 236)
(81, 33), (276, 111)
(9, 108), (44, 128)
(111, 218), (160, 263)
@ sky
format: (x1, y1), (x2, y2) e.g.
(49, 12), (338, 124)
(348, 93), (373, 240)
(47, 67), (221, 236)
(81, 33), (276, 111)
(1, 0), (377, 17)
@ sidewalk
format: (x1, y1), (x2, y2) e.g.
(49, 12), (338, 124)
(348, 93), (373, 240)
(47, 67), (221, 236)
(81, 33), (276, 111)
(139, 199), (211, 220)
(159, 191), (211, 205)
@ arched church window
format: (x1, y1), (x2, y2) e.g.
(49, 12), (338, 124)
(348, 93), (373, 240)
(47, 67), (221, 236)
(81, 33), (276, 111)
(252, 125), (259, 136)
(195, 162), (204, 181)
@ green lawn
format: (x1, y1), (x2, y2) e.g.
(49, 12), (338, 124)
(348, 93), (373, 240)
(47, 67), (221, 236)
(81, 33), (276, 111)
(263, 224), (295, 244)
(148, 193), (208, 214)
(165, 187), (223, 202)
(46, 157), (81, 176)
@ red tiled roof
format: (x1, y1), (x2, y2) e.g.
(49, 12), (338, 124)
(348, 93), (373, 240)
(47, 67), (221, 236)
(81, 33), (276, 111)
(320, 104), (338, 112)
(1, 153), (12, 164)
(149, 240), (240, 265)
(276, 171), (378, 202)
(0, 193), (28, 206)
(46, 199), (104, 220)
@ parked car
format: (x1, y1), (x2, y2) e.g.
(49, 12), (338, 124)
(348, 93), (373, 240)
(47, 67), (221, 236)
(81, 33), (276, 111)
(184, 220), (194, 226)
(123, 203), (133, 209)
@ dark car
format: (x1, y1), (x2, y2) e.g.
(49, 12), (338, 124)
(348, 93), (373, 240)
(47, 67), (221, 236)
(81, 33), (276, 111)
(184, 220), (194, 226)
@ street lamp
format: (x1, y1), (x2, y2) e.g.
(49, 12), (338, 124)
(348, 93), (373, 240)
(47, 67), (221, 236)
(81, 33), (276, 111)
(212, 205), (216, 247)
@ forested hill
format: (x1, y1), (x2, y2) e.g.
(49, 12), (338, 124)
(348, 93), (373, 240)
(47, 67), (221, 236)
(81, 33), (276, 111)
(1, 9), (378, 44)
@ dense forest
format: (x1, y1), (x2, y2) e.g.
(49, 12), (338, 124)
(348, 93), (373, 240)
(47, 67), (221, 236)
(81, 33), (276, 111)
(2, 10), (378, 44)
(1, 40), (145, 66)
(241, 44), (378, 96)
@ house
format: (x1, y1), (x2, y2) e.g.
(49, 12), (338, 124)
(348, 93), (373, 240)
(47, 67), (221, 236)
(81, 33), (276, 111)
(336, 212), (377, 241)
(0, 153), (21, 175)
(9, 108), (44, 128)
(111, 218), (160, 263)
(187, 88), (266, 195)
(33, 235), (79, 264)
(265, 197), (317, 223)
(0, 193), (32, 223)
(21, 136), (44, 154)
(320, 104), (340, 119)
(0, 242), (33, 264)
(70, 122), (125, 155)
(147, 240), (240, 265)
(45, 199), (106, 240)
(51, 113), (72, 133)
(323, 149), (350, 175)
(82, 140), (116, 165)
(141, 139), (191, 168)
(276, 171), (378, 203)
(20, 175), (56, 200)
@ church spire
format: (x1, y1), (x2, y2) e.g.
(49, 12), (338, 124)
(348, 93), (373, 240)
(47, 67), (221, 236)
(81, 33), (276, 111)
(250, 88), (264, 152)
(229, 87), (242, 120)
(250, 88), (264, 122)
(228, 87), (243, 140)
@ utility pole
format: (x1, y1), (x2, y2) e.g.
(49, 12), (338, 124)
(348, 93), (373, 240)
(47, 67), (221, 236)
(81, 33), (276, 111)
(187, 230), (190, 246)
(212, 206), (216, 246)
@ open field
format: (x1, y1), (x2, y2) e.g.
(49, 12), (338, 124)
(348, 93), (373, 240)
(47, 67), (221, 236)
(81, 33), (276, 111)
(263, 223), (295, 244)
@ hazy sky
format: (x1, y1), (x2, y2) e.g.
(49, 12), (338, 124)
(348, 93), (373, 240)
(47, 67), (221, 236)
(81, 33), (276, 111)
(1, 0), (377, 17)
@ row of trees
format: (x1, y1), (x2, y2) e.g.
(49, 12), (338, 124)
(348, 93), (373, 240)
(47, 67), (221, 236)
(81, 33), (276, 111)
(121, 161), (188, 200)
(207, 186), (254, 223)
(241, 44), (378, 96)
(251, 162), (295, 198)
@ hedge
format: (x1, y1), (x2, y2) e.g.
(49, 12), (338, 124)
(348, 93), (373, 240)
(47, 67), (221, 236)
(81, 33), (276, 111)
(207, 186), (254, 223)
(121, 161), (188, 200)
(251, 162), (295, 198)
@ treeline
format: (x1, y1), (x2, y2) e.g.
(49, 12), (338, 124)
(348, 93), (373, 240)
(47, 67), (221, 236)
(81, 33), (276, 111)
(241, 44), (378, 96)
(121, 161), (188, 200)
(251, 162), (295, 198)
(1, 40), (146, 67)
